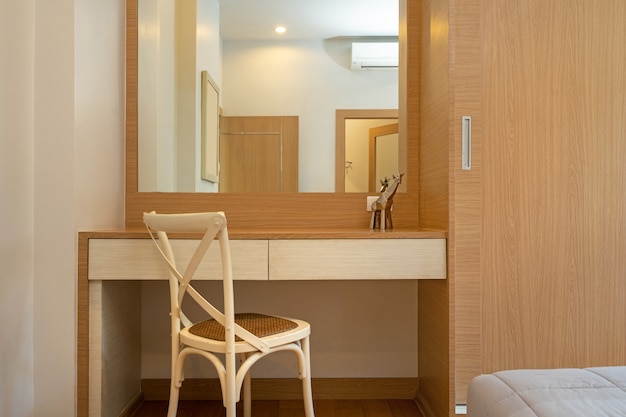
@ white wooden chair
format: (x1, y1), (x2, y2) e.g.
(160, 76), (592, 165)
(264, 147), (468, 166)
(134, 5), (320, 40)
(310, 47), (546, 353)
(143, 211), (315, 417)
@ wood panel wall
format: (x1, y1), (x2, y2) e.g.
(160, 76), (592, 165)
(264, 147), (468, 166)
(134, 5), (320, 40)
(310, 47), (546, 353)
(415, 0), (452, 415)
(451, 0), (626, 407)
(450, 1), (483, 404)
(480, 0), (626, 374)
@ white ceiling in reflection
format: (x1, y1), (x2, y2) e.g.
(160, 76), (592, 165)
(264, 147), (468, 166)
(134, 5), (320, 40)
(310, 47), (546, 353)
(218, 0), (399, 40)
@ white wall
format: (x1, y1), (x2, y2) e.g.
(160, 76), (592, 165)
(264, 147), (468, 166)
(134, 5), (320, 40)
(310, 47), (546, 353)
(138, 0), (221, 193)
(222, 39), (399, 192)
(194, 0), (221, 192)
(138, 0), (177, 192)
(1, 2), (35, 416)
(139, 21), (397, 193)
(0, 0), (125, 416)
(141, 281), (418, 379)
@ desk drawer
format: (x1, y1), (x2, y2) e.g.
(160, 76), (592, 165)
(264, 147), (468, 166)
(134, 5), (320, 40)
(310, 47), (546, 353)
(268, 239), (446, 280)
(88, 239), (268, 281)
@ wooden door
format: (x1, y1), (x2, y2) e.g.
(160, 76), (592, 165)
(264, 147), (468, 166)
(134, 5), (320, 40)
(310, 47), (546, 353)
(451, 0), (626, 405)
(369, 123), (399, 192)
(219, 116), (298, 192)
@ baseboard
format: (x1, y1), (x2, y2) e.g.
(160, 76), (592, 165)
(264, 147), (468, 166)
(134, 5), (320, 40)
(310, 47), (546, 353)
(141, 377), (419, 401)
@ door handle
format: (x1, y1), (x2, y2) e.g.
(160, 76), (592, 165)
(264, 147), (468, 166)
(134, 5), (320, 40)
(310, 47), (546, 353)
(462, 116), (472, 170)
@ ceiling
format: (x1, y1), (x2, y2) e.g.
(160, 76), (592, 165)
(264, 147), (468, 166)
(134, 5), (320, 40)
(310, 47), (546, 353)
(218, 0), (399, 41)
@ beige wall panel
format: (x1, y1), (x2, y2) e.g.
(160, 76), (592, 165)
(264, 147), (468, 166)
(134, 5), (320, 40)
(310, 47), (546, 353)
(88, 239), (269, 281)
(481, 0), (626, 373)
(269, 239), (446, 281)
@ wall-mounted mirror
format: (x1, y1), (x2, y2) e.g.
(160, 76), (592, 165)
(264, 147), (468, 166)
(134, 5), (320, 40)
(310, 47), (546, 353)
(136, 0), (400, 193)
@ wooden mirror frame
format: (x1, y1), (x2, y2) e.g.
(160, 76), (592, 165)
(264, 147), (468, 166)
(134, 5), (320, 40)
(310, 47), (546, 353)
(125, 0), (419, 229)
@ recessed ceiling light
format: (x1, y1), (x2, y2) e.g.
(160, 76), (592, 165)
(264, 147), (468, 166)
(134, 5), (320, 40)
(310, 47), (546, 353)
(274, 26), (287, 34)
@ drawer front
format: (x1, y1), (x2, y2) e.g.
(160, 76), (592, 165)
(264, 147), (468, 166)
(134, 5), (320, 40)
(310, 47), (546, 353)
(88, 239), (268, 281)
(269, 239), (446, 280)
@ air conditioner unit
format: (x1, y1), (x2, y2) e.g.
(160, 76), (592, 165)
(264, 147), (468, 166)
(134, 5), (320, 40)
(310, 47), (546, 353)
(351, 42), (399, 70)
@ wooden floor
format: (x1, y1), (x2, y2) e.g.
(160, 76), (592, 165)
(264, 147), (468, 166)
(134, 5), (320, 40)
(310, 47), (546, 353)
(132, 399), (423, 417)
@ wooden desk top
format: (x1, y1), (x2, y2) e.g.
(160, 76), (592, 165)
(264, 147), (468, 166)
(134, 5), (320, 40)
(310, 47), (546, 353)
(79, 227), (447, 240)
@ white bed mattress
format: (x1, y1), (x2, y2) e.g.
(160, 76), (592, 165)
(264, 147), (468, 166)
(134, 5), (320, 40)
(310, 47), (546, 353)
(467, 366), (626, 417)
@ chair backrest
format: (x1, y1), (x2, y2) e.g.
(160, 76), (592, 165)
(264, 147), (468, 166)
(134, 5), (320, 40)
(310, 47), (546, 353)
(143, 211), (269, 352)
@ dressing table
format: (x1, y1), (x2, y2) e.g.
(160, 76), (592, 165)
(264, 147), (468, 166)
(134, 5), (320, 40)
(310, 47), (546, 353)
(79, 227), (446, 416)
(76, 1), (447, 416)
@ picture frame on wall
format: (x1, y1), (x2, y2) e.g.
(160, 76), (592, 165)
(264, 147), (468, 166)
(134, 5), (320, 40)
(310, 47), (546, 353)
(201, 70), (220, 183)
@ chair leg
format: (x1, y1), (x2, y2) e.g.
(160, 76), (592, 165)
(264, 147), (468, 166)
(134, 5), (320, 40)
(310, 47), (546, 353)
(167, 379), (180, 417)
(239, 352), (252, 417)
(225, 352), (238, 417)
(167, 348), (183, 417)
(301, 336), (315, 417)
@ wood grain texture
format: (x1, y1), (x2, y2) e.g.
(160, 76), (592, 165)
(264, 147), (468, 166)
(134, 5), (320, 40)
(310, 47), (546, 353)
(88, 239), (269, 281)
(417, 280), (449, 417)
(141, 378), (419, 401)
(416, 0), (452, 415)
(282, 116), (299, 192)
(450, 0), (626, 406)
(369, 123), (400, 192)
(269, 239), (447, 280)
(125, 0), (138, 207)
(449, 0), (483, 405)
(125, 192), (422, 230)
(77, 234), (89, 417)
(219, 116), (298, 192)
(418, 0), (450, 232)
(397, 0), (408, 198)
(480, 0), (626, 375)
(87, 237), (445, 281)
(132, 399), (424, 417)
(400, 0), (419, 204)
(89, 281), (102, 417)
(79, 228), (446, 240)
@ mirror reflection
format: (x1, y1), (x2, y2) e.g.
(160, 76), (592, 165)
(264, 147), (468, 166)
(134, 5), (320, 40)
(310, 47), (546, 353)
(345, 119), (399, 193)
(137, 0), (399, 193)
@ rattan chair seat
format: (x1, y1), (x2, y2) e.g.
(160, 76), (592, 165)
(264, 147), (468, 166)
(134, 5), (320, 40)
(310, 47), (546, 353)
(189, 313), (298, 341)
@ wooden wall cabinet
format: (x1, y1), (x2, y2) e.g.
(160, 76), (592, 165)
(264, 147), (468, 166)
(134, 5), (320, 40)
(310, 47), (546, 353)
(415, 0), (626, 415)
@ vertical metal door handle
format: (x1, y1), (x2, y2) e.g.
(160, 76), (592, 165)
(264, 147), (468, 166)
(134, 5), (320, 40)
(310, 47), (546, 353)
(462, 116), (472, 170)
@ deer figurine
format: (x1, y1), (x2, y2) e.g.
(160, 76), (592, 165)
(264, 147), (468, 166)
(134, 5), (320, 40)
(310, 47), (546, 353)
(369, 172), (404, 230)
